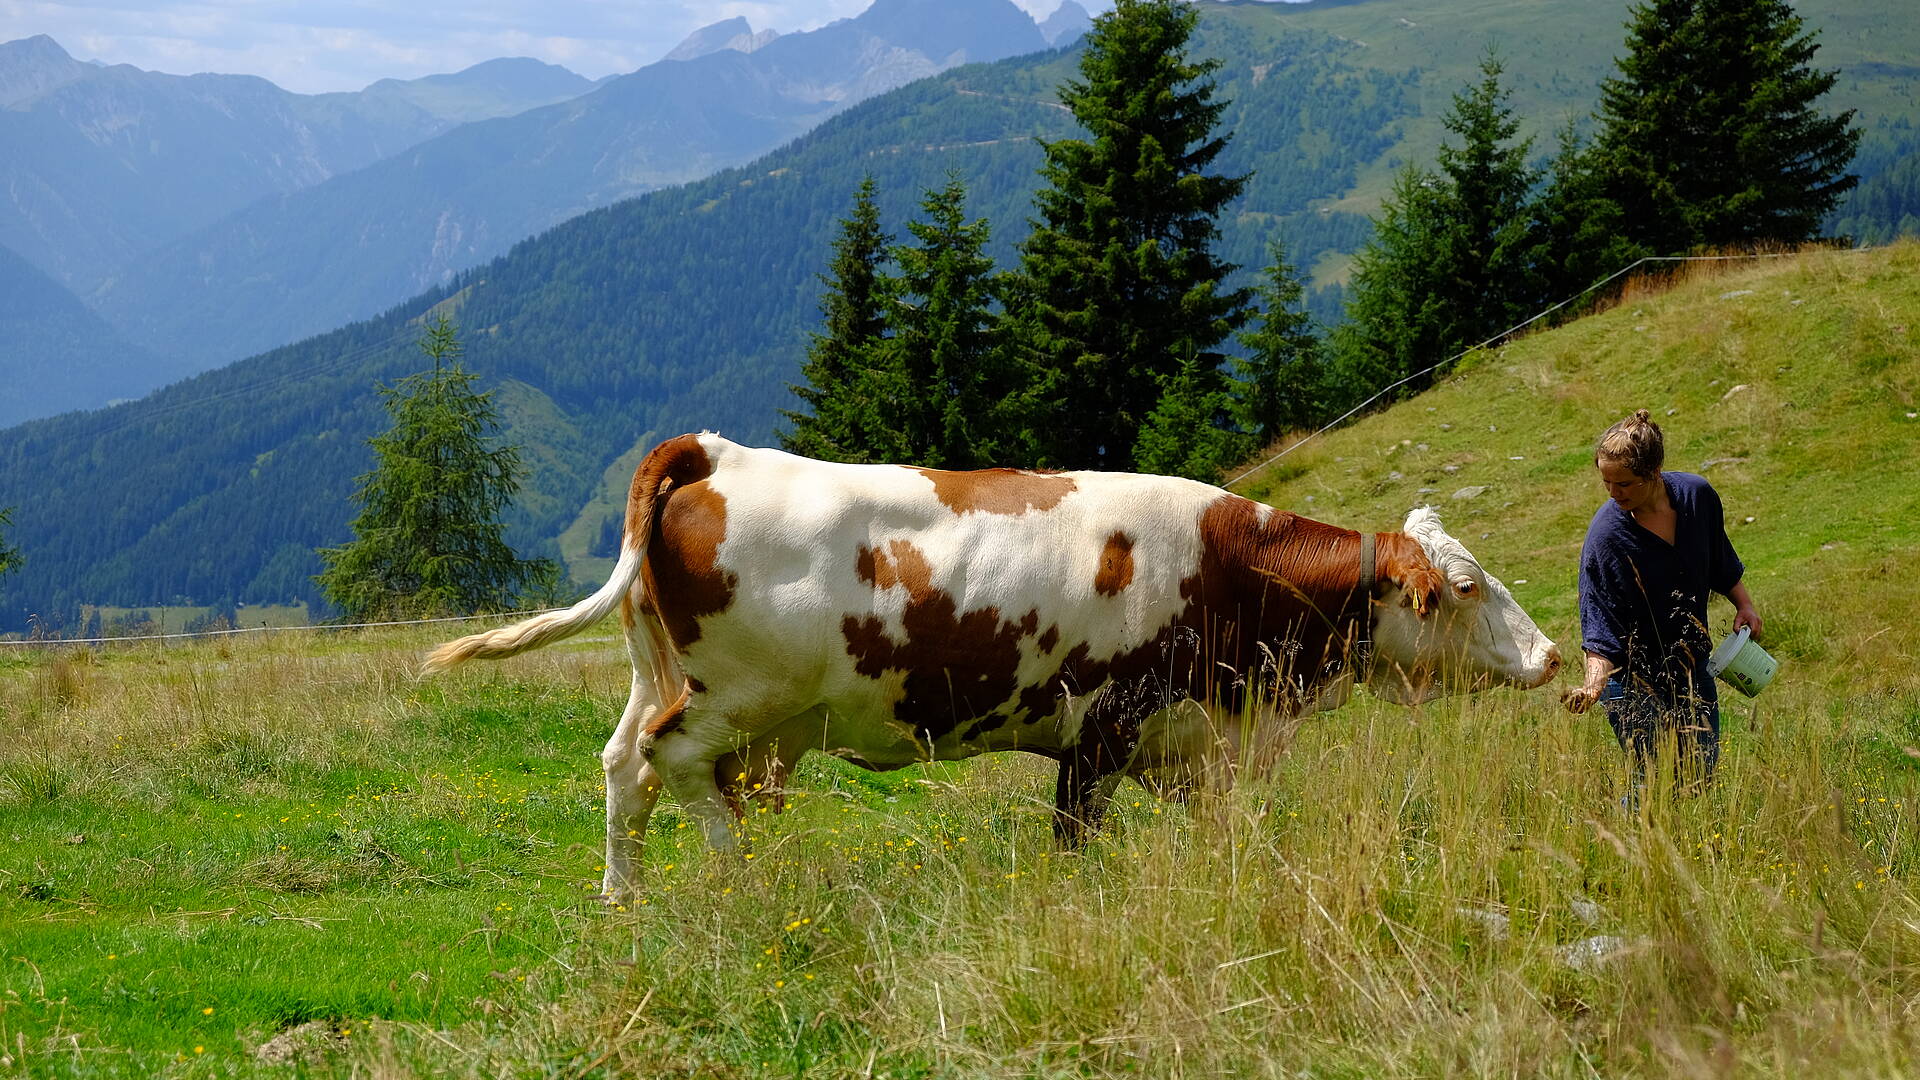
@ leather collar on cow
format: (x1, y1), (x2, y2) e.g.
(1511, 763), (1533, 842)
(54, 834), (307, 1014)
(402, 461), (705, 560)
(1350, 531), (1377, 682)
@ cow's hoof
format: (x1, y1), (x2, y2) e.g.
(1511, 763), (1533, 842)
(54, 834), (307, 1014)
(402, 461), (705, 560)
(597, 886), (640, 911)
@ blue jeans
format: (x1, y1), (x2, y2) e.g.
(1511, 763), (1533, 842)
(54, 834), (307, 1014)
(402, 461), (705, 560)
(1600, 673), (1720, 793)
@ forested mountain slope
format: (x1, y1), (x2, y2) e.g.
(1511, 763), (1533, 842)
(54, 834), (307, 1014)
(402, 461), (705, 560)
(0, 244), (157, 429)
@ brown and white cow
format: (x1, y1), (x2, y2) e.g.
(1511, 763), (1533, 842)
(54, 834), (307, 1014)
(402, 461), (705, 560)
(426, 433), (1560, 897)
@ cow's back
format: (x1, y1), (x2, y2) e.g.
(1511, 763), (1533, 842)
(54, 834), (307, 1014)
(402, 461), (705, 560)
(649, 437), (1226, 761)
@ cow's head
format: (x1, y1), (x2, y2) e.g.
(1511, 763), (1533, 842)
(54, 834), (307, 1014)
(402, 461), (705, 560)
(1366, 508), (1560, 705)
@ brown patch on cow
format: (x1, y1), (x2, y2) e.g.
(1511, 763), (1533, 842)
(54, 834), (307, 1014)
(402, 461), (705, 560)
(1375, 532), (1444, 617)
(645, 479), (738, 649)
(840, 538), (1034, 741)
(1011, 494), (1379, 725)
(642, 685), (692, 740)
(854, 539), (934, 594)
(620, 592), (635, 629)
(1037, 625), (1060, 654)
(1093, 531), (1135, 596)
(915, 467), (1076, 516)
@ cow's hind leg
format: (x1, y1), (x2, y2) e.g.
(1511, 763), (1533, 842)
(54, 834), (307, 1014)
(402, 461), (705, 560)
(640, 695), (747, 853)
(1054, 684), (1157, 845)
(600, 688), (674, 901)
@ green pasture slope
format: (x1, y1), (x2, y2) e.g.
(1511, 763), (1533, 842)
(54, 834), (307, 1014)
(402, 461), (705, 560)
(3, 244), (1919, 1076)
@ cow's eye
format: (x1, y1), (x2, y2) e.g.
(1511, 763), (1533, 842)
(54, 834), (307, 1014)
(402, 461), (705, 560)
(1454, 580), (1477, 598)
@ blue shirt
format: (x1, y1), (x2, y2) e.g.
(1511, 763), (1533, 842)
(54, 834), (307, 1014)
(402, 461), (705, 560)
(1578, 471), (1744, 702)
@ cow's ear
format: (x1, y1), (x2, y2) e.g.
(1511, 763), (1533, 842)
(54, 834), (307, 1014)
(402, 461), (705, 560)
(1378, 534), (1444, 618)
(1397, 566), (1443, 618)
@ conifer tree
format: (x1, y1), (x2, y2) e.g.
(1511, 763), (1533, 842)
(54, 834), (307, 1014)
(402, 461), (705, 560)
(1012, 0), (1252, 470)
(781, 177), (893, 462)
(1134, 352), (1250, 480)
(1233, 238), (1328, 437)
(315, 315), (558, 620)
(870, 177), (1012, 469)
(1592, 0), (1860, 253)
(1331, 57), (1538, 404)
(1434, 55), (1540, 324)
(1526, 122), (1644, 307)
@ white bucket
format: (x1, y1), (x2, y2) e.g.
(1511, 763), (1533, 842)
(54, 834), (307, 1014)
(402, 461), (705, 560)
(1706, 627), (1777, 698)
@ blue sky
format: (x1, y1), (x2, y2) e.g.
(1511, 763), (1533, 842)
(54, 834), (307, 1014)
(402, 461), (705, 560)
(1, 0), (1118, 94)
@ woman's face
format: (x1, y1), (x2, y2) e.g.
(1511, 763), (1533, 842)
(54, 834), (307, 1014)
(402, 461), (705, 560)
(1597, 458), (1660, 513)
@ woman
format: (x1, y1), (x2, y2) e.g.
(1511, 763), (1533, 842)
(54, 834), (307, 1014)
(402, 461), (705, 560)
(1563, 410), (1761, 791)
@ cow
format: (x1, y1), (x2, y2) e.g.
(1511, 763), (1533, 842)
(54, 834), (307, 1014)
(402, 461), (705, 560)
(425, 433), (1560, 898)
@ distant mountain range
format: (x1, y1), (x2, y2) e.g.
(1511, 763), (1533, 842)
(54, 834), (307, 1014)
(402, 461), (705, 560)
(0, 35), (598, 293)
(1039, 1), (1094, 46)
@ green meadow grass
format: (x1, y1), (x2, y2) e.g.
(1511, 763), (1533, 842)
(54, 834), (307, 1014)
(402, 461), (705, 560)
(4, 244), (1919, 1076)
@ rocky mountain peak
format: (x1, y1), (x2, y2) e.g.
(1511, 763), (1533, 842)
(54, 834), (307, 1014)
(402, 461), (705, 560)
(1039, 1), (1094, 46)
(0, 34), (94, 105)
(665, 17), (781, 63)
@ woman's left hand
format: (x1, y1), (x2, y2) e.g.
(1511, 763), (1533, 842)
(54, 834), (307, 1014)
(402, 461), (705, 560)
(1734, 606), (1763, 640)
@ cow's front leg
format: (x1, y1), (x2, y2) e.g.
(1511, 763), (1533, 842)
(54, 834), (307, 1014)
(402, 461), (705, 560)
(1053, 685), (1153, 845)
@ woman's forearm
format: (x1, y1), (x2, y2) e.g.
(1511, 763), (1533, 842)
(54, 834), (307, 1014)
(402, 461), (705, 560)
(1582, 651), (1615, 692)
(1725, 580), (1763, 638)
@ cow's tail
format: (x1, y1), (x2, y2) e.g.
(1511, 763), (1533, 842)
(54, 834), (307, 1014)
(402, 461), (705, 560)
(422, 434), (713, 675)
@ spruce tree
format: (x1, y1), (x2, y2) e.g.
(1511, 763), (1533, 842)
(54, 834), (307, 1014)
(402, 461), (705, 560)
(1331, 57), (1538, 404)
(1233, 238), (1328, 437)
(1134, 352), (1250, 480)
(871, 177), (1011, 469)
(315, 315), (558, 620)
(781, 177), (893, 462)
(1592, 0), (1860, 253)
(1433, 55), (1540, 325)
(1012, 0), (1252, 470)
(1526, 121), (1644, 307)
(1329, 166), (1452, 407)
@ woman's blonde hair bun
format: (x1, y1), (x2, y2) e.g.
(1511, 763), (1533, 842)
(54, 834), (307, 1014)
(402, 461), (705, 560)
(1598, 409), (1665, 476)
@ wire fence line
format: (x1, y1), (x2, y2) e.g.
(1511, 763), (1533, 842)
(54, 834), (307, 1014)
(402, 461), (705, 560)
(2, 247), (1872, 649)
(1223, 249), (1844, 491)
(0, 607), (566, 648)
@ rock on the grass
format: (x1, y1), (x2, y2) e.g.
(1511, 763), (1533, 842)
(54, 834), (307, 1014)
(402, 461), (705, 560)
(1455, 905), (1511, 942)
(1557, 934), (1640, 973)
(1452, 486), (1488, 500)
(1569, 896), (1604, 927)
(254, 1021), (350, 1066)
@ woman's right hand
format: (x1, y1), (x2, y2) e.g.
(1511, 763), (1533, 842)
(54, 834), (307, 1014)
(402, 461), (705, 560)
(1563, 653), (1616, 715)
(1561, 684), (1601, 715)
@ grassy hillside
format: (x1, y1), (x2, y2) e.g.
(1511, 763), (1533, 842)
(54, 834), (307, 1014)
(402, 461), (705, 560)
(3, 246), (1919, 1076)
